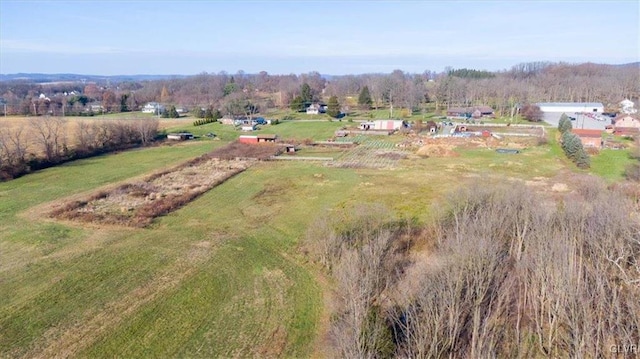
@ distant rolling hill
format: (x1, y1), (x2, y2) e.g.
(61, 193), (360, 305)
(0, 73), (189, 83)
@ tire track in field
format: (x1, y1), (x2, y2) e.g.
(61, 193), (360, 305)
(20, 242), (214, 359)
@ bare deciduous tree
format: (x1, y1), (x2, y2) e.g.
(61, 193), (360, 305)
(30, 116), (66, 162)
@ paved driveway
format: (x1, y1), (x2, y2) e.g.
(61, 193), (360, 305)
(542, 112), (611, 130)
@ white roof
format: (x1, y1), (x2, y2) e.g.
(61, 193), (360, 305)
(536, 102), (603, 107)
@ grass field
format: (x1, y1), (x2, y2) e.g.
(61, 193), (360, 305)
(0, 121), (633, 357)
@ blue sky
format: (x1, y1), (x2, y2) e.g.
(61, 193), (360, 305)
(1, 0), (638, 75)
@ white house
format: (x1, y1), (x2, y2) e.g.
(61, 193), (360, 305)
(142, 102), (165, 114)
(620, 99), (637, 114)
(536, 102), (604, 113)
(306, 104), (321, 115)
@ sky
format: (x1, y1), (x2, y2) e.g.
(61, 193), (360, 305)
(1, 0), (638, 76)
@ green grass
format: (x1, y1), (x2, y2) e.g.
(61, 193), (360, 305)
(0, 147), (360, 357)
(164, 120), (347, 142)
(0, 125), (632, 357)
(589, 149), (634, 182)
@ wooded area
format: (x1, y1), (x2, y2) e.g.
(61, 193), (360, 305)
(1, 62), (638, 118)
(304, 178), (640, 358)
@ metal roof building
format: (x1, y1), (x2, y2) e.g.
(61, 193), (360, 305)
(536, 102), (604, 113)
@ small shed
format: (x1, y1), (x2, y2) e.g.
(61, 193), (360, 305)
(257, 134), (277, 143)
(241, 124), (256, 132)
(167, 132), (194, 140)
(426, 121), (438, 134)
(238, 135), (258, 144)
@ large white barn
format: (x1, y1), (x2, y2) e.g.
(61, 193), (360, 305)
(536, 102), (604, 113)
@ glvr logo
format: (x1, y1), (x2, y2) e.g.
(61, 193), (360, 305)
(610, 344), (638, 354)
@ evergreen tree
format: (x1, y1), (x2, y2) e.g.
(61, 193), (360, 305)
(327, 96), (341, 118)
(301, 83), (313, 103)
(358, 86), (373, 109)
(575, 148), (591, 169)
(162, 105), (180, 118)
(558, 113), (572, 133)
(119, 94), (129, 112)
(561, 131), (590, 168)
(290, 95), (305, 112)
(224, 83), (239, 96)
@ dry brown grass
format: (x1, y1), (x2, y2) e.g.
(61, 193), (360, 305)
(50, 158), (250, 227)
(209, 141), (283, 160)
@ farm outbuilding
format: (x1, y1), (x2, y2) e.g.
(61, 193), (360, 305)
(167, 132), (194, 140)
(536, 102), (604, 113)
(257, 134), (277, 143)
(572, 129), (603, 149)
(426, 121), (438, 134)
(238, 135), (258, 144)
(446, 106), (495, 119)
(373, 120), (405, 130)
(613, 114), (640, 136)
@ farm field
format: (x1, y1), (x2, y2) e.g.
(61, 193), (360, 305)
(0, 120), (636, 357)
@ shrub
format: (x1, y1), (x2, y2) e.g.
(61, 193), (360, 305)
(625, 162), (640, 181)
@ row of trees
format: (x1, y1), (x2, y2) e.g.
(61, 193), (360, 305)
(2, 62), (638, 118)
(0, 117), (159, 180)
(305, 178), (640, 357)
(558, 114), (590, 168)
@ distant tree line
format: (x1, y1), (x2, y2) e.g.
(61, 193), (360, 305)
(1, 62), (638, 119)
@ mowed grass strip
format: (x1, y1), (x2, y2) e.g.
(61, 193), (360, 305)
(79, 162), (362, 358)
(0, 155), (361, 357)
(0, 128), (619, 357)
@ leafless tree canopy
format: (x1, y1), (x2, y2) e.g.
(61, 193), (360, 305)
(305, 178), (640, 358)
(1, 62), (637, 116)
(1, 118), (159, 180)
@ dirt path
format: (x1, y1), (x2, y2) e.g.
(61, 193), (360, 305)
(309, 266), (335, 359)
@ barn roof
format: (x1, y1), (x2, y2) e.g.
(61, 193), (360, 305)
(572, 129), (603, 138)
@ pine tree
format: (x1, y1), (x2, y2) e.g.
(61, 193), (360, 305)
(162, 105), (179, 118)
(327, 96), (341, 118)
(561, 131), (581, 160)
(558, 113), (572, 133)
(358, 86), (373, 110)
(575, 148), (591, 168)
(290, 95), (305, 112)
(301, 83), (313, 103)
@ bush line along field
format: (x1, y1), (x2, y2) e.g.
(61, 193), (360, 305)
(0, 120), (637, 357)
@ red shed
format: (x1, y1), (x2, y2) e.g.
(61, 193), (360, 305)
(238, 135), (258, 144)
